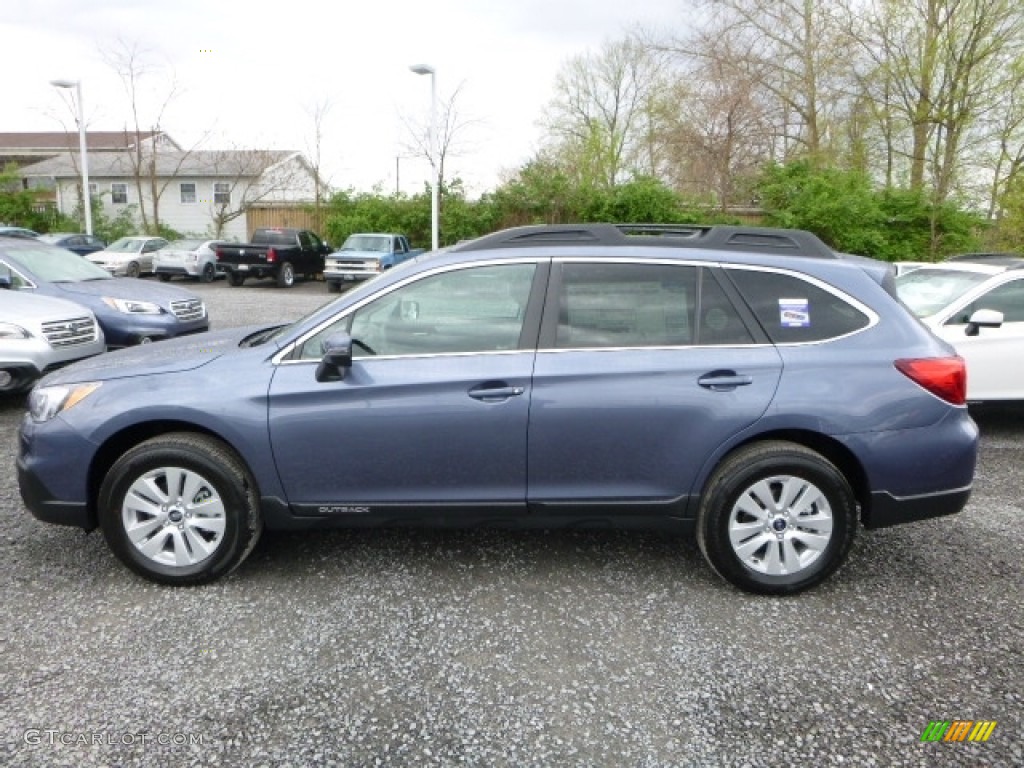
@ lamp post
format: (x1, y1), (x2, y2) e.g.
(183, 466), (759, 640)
(50, 79), (92, 236)
(409, 63), (438, 251)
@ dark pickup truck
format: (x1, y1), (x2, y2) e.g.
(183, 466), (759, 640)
(216, 228), (330, 288)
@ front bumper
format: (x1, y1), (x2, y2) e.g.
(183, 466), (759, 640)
(17, 415), (96, 530)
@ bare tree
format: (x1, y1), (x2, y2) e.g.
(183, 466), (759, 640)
(102, 38), (200, 234)
(401, 80), (481, 195)
(200, 149), (307, 238)
(304, 98), (333, 231)
(541, 37), (668, 187)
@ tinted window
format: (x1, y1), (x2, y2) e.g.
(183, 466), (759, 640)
(556, 263), (696, 348)
(299, 263), (535, 359)
(948, 277), (1024, 324)
(727, 268), (869, 343)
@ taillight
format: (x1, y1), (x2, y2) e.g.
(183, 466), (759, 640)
(266, 247), (277, 263)
(894, 357), (967, 405)
(215, 249), (223, 261)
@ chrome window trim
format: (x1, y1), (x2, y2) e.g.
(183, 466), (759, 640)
(272, 257), (544, 365)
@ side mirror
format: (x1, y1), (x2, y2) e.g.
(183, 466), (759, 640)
(315, 333), (353, 382)
(964, 308), (1003, 337)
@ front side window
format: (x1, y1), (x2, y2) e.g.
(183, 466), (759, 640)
(555, 263), (698, 348)
(111, 183), (128, 204)
(946, 278), (1024, 324)
(298, 263), (536, 359)
(727, 268), (870, 343)
(180, 183), (197, 204)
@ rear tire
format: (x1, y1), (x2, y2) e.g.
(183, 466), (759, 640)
(98, 433), (262, 586)
(327, 281), (341, 293)
(126, 261), (141, 278)
(157, 273), (172, 282)
(228, 272), (245, 287)
(200, 262), (216, 283)
(276, 262), (295, 288)
(697, 441), (857, 595)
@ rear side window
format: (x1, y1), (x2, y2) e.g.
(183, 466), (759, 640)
(556, 263), (697, 348)
(727, 268), (869, 343)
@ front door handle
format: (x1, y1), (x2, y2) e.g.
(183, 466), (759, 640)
(697, 372), (753, 391)
(468, 385), (525, 402)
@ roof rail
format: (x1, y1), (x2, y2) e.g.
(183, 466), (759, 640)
(452, 223), (838, 258)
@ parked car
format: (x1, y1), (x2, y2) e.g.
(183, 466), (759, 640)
(216, 228), (329, 288)
(154, 239), (224, 283)
(0, 285), (105, 395)
(0, 226), (41, 239)
(324, 233), (424, 292)
(87, 236), (169, 277)
(37, 232), (107, 257)
(895, 259), (1024, 401)
(893, 260), (928, 276)
(0, 237), (208, 348)
(17, 223), (977, 594)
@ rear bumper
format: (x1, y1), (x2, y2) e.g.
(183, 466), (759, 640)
(863, 486), (972, 529)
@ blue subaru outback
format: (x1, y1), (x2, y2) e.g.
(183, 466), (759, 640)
(17, 224), (978, 594)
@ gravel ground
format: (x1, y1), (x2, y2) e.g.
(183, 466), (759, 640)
(1, 277), (1021, 767)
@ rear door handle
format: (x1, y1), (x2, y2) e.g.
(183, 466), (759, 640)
(697, 372), (753, 391)
(468, 385), (525, 402)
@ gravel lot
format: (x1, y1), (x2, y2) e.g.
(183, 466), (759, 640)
(1, 277), (1022, 767)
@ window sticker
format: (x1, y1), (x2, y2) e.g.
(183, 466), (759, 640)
(779, 298), (810, 328)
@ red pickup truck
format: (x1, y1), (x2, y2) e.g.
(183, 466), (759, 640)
(216, 228), (330, 288)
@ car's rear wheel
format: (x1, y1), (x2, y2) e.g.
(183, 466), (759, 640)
(98, 433), (263, 586)
(697, 441), (856, 595)
(126, 261), (141, 278)
(228, 272), (245, 287)
(157, 273), (172, 282)
(277, 262), (295, 288)
(200, 262), (216, 283)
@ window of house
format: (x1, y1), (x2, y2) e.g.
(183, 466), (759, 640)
(180, 183), (197, 204)
(213, 183), (230, 205)
(111, 183), (128, 205)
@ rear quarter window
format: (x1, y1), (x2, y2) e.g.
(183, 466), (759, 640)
(726, 268), (869, 343)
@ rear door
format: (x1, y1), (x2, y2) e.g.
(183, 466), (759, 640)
(527, 260), (782, 512)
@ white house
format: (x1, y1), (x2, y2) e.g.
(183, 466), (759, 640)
(18, 146), (323, 241)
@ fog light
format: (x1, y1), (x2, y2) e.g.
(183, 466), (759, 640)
(0, 370), (13, 388)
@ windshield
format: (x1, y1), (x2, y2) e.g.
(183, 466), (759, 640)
(3, 244), (113, 282)
(106, 238), (145, 253)
(341, 235), (389, 253)
(895, 269), (992, 318)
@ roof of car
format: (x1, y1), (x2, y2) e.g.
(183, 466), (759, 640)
(904, 262), (1011, 276)
(451, 223), (840, 259)
(944, 253), (1024, 268)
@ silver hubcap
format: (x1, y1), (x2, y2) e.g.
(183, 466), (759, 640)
(728, 475), (834, 576)
(121, 466), (227, 567)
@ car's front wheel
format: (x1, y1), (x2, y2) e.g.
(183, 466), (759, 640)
(697, 441), (857, 595)
(98, 433), (263, 585)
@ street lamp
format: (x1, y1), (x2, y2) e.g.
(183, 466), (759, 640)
(409, 63), (439, 251)
(50, 79), (92, 236)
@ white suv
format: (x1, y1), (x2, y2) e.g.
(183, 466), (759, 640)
(0, 289), (106, 394)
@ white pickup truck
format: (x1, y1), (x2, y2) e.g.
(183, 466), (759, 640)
(323, 233), (424, 292)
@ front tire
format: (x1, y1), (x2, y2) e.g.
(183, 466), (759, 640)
(98, 433), (263, 586)
(697, 441), (856, 595)
(276, 262), (295, 288)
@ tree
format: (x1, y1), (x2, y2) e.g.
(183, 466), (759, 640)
(102, 38), (199, 234)
(541, 37), (669, 187)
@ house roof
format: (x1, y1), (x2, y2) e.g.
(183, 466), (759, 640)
(19, 149), (300, 180)
(0, 131), (170, 152)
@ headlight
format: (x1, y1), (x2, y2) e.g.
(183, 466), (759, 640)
(102, 297), (162, 314)
(29, 382), (102, 422)
(0, 322), (31, 340)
